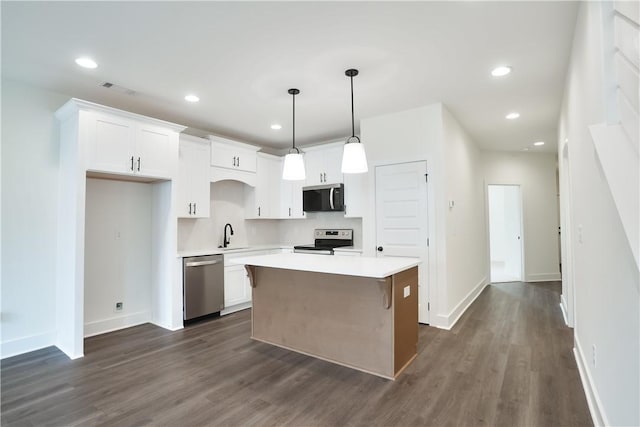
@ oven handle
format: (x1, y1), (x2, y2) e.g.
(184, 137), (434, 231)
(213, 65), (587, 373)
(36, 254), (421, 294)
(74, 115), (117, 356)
(329, 187), (335, 210)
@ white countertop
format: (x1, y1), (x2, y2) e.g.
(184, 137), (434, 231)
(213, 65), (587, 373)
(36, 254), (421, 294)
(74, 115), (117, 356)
(231, 253), (420, 279)
(332, 246), (362, 253)
(178, 244), (291, 258)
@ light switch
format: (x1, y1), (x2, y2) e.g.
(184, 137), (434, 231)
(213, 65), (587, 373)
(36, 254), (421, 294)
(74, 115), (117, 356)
(403, 285), (410, 298)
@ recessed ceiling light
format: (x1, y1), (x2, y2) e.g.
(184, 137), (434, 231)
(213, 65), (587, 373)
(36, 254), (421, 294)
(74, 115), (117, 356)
(184, 95), (200, 103)
(506, 112), (520, 120)
(533, 141), (545, 146)
(491, 66), (512, 77)
(270, 124), (282, 130)
(75, 57), (97, 69)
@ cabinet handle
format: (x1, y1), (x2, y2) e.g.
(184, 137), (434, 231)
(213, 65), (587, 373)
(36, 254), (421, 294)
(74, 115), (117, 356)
(189, 203), (192, 215)
(320, 173), (323, 182)
(323, 172), (327, 182)
(130, 156), (134, 171)
(289, 207), (291, 217)
(237, 157), (240, 167)
(137, 157), (141, 171)
(232, 156), (236, 167)
(258, 206), (261, 217)
(193, 203), (197, 215)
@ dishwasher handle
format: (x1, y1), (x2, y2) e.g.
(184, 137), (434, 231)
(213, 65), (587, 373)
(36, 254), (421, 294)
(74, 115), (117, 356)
(185, 260), (221, 267)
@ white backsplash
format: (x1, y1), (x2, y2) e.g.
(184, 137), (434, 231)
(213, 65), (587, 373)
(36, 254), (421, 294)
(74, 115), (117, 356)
(177, 180), (363, 251)
(279, 212), (363, 247)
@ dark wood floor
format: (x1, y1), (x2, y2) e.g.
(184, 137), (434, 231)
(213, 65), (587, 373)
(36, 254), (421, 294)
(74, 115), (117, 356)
(2, 281), (592, 427)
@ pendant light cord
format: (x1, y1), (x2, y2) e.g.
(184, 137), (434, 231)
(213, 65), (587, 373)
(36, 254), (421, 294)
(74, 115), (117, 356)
(292, 91), (296, 151)
(350, 74), (355, 138)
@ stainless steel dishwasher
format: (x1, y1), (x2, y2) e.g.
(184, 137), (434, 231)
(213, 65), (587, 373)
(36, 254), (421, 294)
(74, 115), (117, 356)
(183, 254), (224, 321)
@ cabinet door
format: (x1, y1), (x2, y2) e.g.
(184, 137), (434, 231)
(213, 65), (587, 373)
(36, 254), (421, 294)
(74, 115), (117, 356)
(177, 138), (211, 218)
(322, 144), (344, 184)
(135, 124), (177, 179)
(86, 111), (135, 174)
(290, 179), (305, 218)
(343, 172), (366, 218)
(304, 150), (324, 186)
(234, 147), (257, 173)
(224, 264), (251, 307)
(211, 141), (238, 170)
(189, 142), (211, 218)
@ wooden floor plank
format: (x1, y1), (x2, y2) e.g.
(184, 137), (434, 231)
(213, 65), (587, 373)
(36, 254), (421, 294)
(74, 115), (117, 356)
(1, 281), (592, 426)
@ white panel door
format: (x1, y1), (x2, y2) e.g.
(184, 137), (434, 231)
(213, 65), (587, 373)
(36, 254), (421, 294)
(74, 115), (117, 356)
(375, 161), (429, 323)
(488, 185), (523, 282)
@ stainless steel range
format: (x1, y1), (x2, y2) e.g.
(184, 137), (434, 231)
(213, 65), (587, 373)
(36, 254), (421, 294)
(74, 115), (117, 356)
(293, 229), (354, 255)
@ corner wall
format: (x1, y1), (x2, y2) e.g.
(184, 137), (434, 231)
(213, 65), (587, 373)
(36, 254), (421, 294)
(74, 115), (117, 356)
(559, 2), (639, 425)
(441, 107), (488, 324)
(481, 151), (561, 282)
(1, 79), (67, 358)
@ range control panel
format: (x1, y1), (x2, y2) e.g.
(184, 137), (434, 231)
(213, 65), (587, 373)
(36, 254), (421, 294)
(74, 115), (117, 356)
(314, 229), (353, 240)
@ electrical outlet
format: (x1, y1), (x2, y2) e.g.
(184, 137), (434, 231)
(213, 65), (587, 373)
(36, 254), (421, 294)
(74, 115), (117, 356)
(115, 302), (123, 311)
(592, 344), (597, 368)
(403, 285), (411, 298)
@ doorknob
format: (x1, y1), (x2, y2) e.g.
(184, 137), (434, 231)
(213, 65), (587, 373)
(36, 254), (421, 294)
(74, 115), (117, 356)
(377, 246), (384, 252)
(517, 236), (521, 240)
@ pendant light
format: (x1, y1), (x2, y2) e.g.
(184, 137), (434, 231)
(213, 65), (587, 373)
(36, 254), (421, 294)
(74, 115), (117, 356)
(282, 88), (306, 180)
(341, 68), (368, 174)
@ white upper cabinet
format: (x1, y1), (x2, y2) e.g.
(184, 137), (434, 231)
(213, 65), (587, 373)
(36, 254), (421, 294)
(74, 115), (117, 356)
(343, 172), (367, 218)
(177, 135), (211, 218)
(280, 162), (305, 219)
(245, 153), (280, 219)
(83, 108), (182, 180)
(210, 135), (258, 173)
(303, 143), (344, 186)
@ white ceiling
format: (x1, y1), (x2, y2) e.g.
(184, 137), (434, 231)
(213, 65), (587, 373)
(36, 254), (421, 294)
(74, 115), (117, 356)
(2, 1), (578, 152)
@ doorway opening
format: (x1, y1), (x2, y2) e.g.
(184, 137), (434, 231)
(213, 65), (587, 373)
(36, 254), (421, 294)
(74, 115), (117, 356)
(488, 185), (524, 283)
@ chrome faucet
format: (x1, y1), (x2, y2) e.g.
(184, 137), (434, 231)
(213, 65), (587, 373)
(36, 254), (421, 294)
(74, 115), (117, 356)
(223, 223), (234, 248)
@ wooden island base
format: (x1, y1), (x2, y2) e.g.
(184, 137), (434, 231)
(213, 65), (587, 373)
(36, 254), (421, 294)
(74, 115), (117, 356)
(246, 265), (418, 380)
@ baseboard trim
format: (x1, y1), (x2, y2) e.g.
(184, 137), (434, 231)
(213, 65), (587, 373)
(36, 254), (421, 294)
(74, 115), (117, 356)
(84, 311), (151, 338)
(559, 295), (569, 327)
(574, 335), (609, 427)
(437, 277), (488, 330)
(221, 302), (251, 316)
(526, 272), (562, 282)
(1, 331), (56, 359)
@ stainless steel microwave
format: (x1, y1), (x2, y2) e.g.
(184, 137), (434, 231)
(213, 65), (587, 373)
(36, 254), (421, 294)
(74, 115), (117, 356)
(302, 183), (345, 212)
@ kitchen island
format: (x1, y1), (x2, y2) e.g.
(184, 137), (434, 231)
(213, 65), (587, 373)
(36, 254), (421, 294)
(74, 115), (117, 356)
(232, 253), (420, 379)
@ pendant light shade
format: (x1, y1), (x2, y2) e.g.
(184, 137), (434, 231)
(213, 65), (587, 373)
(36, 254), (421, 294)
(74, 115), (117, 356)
(282, 88), (306, 180)
(341, 69), (368, 174)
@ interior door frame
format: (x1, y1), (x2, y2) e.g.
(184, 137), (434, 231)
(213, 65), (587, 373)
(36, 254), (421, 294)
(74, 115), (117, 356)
(374, 160), (431, 324)
(485, 183), (525, 283)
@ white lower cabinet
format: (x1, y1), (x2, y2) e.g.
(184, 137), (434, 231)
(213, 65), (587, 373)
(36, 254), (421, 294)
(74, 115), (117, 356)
(223, 264), (251, 308)
(221, 249), (280, 315)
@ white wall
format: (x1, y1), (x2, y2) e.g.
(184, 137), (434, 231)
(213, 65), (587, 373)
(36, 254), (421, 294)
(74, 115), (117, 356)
(84, 178), (152, 336)
(442, 107), (488, 319)
(559, 2), (639, 425)
(279, 213), (362, 247)
(1, 79), (68, 358)
(482, 152), (561, 282)
(361, 104), (446, 326)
